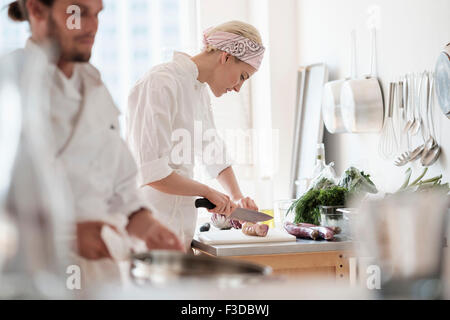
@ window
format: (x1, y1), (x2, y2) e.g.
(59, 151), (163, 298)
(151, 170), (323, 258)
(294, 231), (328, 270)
(0, 0), (198, 115)
(91, 0), (198, 114)
(0, 0), (29, 53)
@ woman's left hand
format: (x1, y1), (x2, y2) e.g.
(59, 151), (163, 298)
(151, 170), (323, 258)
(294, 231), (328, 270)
(235, 196), (259, 211)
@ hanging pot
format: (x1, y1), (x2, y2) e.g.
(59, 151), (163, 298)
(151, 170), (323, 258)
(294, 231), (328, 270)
(322, 30), (357, 134)
(340, 28), (384, 133)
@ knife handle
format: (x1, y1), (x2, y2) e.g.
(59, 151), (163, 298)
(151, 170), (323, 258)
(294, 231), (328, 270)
(195, 198), (216, 210)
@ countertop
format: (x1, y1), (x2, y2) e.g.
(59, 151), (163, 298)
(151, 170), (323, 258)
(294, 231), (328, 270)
(192, 234), (354, 257)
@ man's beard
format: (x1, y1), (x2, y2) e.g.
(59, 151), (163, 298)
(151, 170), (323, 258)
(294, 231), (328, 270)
(47, 13), (92, 63)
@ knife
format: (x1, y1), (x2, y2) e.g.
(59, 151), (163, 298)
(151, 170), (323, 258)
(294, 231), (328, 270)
(194, 198), (273, 223)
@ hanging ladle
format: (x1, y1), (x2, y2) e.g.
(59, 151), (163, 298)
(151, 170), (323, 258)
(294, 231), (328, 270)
(408, 72), (428, 161)
(422, 139), (441, 166)
(421, 72), (441, 166)
(402, 74), (413, 134)
(409, 72), (424, 136)
(422, 72), (436, 153)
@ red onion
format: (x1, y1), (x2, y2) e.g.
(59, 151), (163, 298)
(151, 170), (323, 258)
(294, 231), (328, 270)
(230, 219), (243, 229)
(210, 213), (232, 230)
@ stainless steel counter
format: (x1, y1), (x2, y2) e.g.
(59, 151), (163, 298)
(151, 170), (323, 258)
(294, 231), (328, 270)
(192, 235), (354, 257)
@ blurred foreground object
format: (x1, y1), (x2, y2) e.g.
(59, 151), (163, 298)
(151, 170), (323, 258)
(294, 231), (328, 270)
(0, 45), (22, 277)
(354, 191), (449, 299)
(130, 250), (271, 287)
(0, 42), (75, 299)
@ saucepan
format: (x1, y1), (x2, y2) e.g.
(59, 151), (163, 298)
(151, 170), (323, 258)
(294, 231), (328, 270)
(340, 28), (384, 133)
(130, 250), (272, 286)
(322, 30), (357, 133)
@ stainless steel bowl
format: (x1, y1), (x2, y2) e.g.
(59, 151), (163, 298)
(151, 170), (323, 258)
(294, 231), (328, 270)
(130, 250), (272, 286)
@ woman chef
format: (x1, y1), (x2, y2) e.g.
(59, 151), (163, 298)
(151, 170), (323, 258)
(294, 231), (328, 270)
(126, 21), (266, 250)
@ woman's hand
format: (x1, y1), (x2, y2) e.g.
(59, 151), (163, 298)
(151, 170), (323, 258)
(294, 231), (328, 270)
(216, 167), (257, 213)
(126, 209), (184, 252)
(203, 187), (237, 217)
(234, 196), (259, 211)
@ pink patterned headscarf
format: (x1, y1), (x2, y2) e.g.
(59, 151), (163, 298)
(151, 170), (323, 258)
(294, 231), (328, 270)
(203, 28), (265, 71)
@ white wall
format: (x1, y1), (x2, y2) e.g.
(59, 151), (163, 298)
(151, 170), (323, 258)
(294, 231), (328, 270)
(266, 0), (299, 200)
(296, 0), (450, 192)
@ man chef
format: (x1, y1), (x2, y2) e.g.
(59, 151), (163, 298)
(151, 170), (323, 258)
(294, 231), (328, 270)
(3, 0), (184, 265)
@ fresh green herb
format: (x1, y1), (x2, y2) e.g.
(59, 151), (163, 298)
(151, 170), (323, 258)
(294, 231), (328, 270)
(317, 186), (348, 206)
(288, 166), (378, 225)
(288, 186), (348, 225)
(310, 177), (336, 190)
(339, 167), (378, 196)
(288, 189), (321, 225)
(398, 168), (412, 191)
(408, 167), (428, 187)
(395, 167), (449, 195)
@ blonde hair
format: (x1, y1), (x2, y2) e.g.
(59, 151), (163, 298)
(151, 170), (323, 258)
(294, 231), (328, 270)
(204, 20), (263, 53)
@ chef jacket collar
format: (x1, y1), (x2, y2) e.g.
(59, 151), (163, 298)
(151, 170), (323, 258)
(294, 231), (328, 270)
(53, 64), (82, 101)
(173, 51), (206, 90)
(25, 37), (60, 65)
(25, 37), (106, 98)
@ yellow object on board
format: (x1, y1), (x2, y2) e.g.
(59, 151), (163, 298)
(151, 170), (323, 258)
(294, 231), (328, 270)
(260, 209), (274, 228)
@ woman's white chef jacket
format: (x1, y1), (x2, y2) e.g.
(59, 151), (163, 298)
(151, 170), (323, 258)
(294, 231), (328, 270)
(126, 52), (232, 249)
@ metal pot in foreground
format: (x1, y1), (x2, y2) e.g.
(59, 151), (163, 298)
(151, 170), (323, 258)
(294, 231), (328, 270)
(130, 250), (272, 286)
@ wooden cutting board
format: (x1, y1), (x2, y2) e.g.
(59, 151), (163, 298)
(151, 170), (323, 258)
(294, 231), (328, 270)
(197, 228), (296, 245)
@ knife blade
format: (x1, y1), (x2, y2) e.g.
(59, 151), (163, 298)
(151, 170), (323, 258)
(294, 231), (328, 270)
(194, 198), (273, 223)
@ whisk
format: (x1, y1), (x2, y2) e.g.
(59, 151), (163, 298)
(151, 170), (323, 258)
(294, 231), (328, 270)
(378, 82), (398, 159)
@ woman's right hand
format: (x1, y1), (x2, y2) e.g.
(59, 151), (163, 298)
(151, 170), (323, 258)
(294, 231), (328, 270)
(203, 187), (237, 217)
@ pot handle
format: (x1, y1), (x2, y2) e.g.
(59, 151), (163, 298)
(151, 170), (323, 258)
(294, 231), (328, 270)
(388, 82), (396, 118)
(350, 29), (357, 79)
(370, 27), (378, 78)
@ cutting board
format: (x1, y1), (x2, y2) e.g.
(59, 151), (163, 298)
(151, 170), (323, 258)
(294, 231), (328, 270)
(197, 228), (296, 245)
